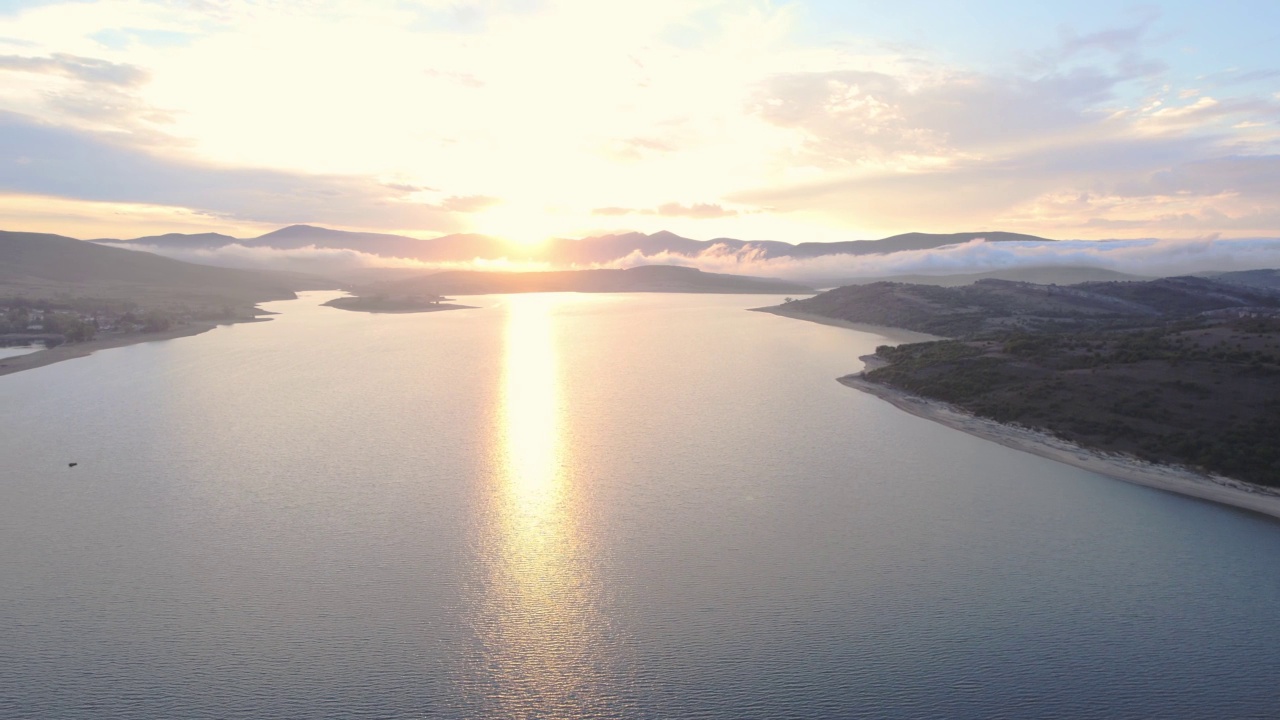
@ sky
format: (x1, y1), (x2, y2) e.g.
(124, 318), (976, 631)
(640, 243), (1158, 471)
(1, 0), (1279, 244)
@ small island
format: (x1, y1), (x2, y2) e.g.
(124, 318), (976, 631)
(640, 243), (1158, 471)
(322, 294), (476, 314)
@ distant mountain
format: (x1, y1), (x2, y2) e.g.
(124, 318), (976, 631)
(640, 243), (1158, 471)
(98, 224), (510, 263)
(0, 231), (312, 307)
(363, 265), (814, 296)
(540, 230), (1052, 264)
(768, 275), (1278, 337)
(95, 225), (1056, 266)
(1204, 269), (1280, 290)
(781, 231), (1049, 259)
(245, 225), (495, 259)
(97, 232), (240, 249)
(823, 266), (1147, 288)
(540, 230), (729, 264)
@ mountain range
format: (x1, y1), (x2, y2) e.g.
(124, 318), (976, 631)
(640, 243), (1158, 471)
(98, 225), (1052, 265)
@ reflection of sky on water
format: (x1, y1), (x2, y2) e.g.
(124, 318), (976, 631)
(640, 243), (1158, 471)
(0, 345), (44, 360)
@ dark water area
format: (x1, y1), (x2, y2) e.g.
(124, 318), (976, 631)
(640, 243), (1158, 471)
(3, 291), (1278, 719)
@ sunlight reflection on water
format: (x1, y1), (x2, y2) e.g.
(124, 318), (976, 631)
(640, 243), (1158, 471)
(7, 292), (1280, 719)
(474, 294), (618, 719)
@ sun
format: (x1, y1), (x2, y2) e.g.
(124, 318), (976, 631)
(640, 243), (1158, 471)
(475, 202), (574, 248)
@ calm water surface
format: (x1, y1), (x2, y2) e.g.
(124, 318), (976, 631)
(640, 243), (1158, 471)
(0, 345), (42, 360)
(2, 291), (1279, 719)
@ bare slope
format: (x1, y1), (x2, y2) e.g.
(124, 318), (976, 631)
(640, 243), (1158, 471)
(1, 230), (304, 308)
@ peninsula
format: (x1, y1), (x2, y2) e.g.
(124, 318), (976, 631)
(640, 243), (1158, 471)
(761, 273), (1280, 517)
(0, 230), (321, 376)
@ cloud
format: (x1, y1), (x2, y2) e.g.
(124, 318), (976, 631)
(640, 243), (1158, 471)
(597, 237), (1280, 283)
(655, 202), (737, 218)
(0, 2), (1277, 241)
(0, 111), (475, 231)
(382, 182), (438, 193)
(0, 51), (147, 85)
(105, 231), (1280, 287)
(99, 240), (554, 276)
(747, 60), (1154, 169)
(592, 202), (738, 219)
(441, 194), (500, 212)
(724, 17), (1278, 238)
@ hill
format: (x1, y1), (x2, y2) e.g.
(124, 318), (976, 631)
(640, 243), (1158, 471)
(783, 231), (1049, 259)
(0, 230), (311, 310)
(772, 276), (1279, 337)
(96, 225), (1055, 266)
(357, 265), (814, 297)
(821, 266), (1145, 288)
(100, 232), (240, 249)
(762, 275), (1280, 486)
(1206, 269), (1280, 291)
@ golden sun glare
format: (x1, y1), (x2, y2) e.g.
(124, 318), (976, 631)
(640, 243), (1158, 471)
(476, 203), (569, 248)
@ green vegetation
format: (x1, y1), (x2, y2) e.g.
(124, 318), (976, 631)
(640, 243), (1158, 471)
(786, 276), (1278, 337)
(866, 318), (1280, 486)
(1, 296), (220, 347)
(775, 276), (1280, 487)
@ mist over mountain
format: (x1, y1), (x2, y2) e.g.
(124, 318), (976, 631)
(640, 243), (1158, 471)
(121, 232), (241, 250)
(0, 230), (320, 311)
(92, 225), (1280, 286)
(96, 225), (1078, 282)
(99, 225), (1052, 265)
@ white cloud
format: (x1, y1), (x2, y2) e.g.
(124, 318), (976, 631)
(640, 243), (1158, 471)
(103, 233), (1280, 287)
(98, 240), (556, 276)
(599, 237), (1280, 282)
(0, 1), (1278, 241)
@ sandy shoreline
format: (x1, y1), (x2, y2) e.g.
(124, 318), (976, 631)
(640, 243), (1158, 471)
(760, 302), (1280, 519)
(0, 317), (270, 378)
(840, 371), (1280, 520)
(749, 305), (945, 344)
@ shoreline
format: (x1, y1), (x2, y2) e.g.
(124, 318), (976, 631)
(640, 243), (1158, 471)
(750, 305), (945, 344)
(840, 371), (1280, 521)
(0, 316), (270, 378)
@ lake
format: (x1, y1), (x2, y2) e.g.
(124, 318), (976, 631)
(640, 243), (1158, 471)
(2, 291), (1278, 719)
(0, 345), (43, 360)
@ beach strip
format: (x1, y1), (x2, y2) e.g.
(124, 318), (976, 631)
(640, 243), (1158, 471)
(0, 317), (269, 378)
(841, 369), (1280, 521)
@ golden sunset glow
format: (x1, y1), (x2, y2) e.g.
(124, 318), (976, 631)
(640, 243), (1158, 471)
(476, 294), (612, 716)
(476, 204), (565, 249)
(3, 1), (1278, 243)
